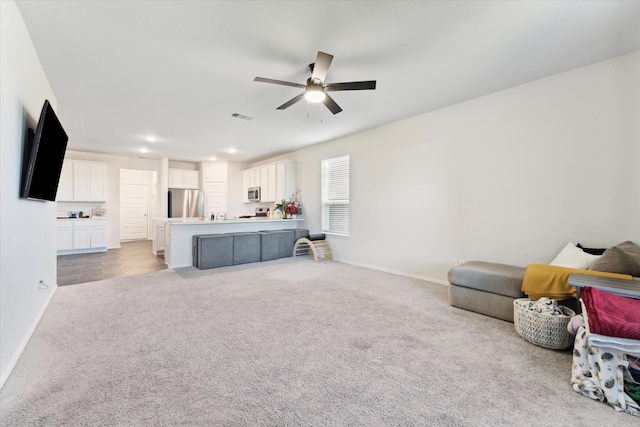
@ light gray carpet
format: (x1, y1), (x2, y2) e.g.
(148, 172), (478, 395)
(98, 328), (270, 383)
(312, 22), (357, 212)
(1, 258), (637, 426)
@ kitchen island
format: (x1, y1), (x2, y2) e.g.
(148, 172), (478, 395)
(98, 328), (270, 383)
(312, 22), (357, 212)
(156, 218), (303, 268)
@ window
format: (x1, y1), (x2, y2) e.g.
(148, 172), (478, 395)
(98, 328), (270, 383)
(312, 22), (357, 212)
(321, 155), (349, 235)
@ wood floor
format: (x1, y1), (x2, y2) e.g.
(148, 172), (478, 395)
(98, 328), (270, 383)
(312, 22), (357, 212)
(57, 240), (167, 286)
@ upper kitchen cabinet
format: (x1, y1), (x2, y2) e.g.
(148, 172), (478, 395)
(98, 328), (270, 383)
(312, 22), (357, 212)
(275, 161), (296, 202)
(242, 160), (296, 203)
(56, 159), (107, 202)
(169, 168), (200, 189)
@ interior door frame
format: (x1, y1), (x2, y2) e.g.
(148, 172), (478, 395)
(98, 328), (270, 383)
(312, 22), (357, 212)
(119, 169), (156, 241)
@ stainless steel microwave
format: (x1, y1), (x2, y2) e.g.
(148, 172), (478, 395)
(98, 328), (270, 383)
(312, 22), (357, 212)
(248, 186), (261, 202)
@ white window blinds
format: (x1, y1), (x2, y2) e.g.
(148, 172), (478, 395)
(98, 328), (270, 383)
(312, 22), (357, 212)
(321, 155), (350, 235)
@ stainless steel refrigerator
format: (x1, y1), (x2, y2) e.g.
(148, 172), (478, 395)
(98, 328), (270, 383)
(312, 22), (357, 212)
(168, 189), (204, 218)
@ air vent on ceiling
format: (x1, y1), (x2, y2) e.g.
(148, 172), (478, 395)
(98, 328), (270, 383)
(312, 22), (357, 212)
(231, 113), (253, 121)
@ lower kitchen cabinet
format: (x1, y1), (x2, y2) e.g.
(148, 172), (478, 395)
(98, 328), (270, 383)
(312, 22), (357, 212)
(57, 219), (107, 254)
(56, 221), (74, 251)
(152, 220), (165, 255)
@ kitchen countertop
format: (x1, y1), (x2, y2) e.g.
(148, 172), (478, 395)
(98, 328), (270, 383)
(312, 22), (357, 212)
(57, 217), (108, 220)
(160, 217), (303, 268)
(156, 218), (301, 225)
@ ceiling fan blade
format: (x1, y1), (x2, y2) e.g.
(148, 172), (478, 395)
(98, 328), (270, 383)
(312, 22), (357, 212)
(277, 93), (305, 110)
(311, 51), (333, 82)
(254, 77), (306, 89)
(325, 80), (377, 91)
(322, 94), (343, 115)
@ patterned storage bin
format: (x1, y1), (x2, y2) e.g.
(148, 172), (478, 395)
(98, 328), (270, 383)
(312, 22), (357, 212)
(513, 298), (575, 350)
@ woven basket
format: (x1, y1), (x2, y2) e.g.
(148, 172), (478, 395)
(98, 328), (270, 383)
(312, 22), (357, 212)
(513, 298), (575, 350)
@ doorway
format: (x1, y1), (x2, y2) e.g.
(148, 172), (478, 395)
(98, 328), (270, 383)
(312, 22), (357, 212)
(205, 180), (226, 218)
(120, 169), (154, 241)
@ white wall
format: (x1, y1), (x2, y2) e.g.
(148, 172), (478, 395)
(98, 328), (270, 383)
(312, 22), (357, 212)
(168, 160), (198, 170)
(264, 51), (640, 284)
(62, 150), (161, 248)
(226, 162), (251, 218)
(0, 0), (59, 386)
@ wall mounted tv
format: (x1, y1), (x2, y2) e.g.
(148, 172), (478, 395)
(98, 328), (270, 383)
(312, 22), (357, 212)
(20, 100), (69, 202)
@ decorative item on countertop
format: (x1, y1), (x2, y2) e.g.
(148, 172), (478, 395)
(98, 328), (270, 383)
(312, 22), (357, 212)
(275, 188), (303, 219)
(91, 207), (106, 217)
(273, 208), (283, 220)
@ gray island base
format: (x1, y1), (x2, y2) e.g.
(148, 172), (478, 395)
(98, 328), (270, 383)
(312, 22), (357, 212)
(162, 218), (303, 268)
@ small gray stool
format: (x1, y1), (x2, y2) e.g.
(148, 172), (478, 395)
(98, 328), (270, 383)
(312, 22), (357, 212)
(231, 232), (261, 265)
(259, 230), (295, 261)
(192, 234), (234, 269)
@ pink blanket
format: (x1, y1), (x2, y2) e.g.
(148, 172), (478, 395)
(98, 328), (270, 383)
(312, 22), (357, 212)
(582, 286), (640, 340)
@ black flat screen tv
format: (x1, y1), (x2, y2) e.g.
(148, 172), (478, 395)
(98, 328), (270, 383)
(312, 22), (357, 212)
(20, 100), (69, 201)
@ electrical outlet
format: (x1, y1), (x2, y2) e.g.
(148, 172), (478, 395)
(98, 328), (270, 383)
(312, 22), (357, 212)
(451, 257), (458, 266)
(459, 258), (466, 265)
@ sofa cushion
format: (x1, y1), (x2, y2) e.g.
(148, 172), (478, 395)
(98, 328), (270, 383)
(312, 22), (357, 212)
(549, 243), (600, 269)
(448, 285), (518, 322)
(589, 246), (640, 277)
(616, 241), (640, 264)
(448, 261), (525, 298)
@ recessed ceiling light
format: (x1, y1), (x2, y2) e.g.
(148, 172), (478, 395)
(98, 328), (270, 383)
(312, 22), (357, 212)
(140, 147), (149, 153)
(209, 157), (217, 161)
(227, 148), (237, 154)
(144, 136), (157, 142)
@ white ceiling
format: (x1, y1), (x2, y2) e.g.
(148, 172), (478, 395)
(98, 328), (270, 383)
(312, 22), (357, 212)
(16, 1), (640, 164)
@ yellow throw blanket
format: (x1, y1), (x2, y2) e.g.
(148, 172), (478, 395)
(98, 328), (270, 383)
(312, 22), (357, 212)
(522, 264), (632, 301)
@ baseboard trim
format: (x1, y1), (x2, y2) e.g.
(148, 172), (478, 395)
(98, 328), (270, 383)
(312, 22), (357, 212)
(336, 258), (449, 286)
(0, 284), (58, 389)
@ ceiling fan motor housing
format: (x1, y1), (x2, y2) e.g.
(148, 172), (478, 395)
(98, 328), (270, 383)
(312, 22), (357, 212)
(305, 78), (326, 102)
(254, 51), (376, 113)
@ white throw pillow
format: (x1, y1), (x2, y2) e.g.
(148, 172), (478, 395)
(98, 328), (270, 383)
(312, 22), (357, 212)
(549, 242), (600, 269)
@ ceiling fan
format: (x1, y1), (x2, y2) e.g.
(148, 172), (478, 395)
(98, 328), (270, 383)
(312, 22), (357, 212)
(254, 51), (376, 115)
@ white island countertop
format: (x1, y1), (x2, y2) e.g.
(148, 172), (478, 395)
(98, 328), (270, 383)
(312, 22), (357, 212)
(160, 217), (303, 268)
(157, 217), (298, 225)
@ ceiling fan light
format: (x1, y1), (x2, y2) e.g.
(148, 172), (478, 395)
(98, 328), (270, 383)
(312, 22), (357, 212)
(305, 88), (326, 103)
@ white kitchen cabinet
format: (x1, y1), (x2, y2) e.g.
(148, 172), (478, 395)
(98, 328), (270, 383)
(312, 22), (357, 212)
(266, 164), (276, 202)
(257, 164), (277, 203)
(251, 168), (261, 187)
(168, 169), (181, 188)
(169, 168), (200, 189)
(56, 159), (107, 202)
(242, 160), (296, 204)
(260, 166), (268, 196)
(184, 170), (199, 189)
(56, 220), (74, 251)
(89, 163), (107, 201)
(72, 226), (91, 249)
(57, 161), (73, 201)
(73, 161), (91, 201)
(57, 219), (107, 254)
(275, 160), (297, 202)
(152, 220), (166, 255)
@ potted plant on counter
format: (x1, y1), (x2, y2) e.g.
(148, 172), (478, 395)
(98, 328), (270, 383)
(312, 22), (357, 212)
(275, 188), (302, 219)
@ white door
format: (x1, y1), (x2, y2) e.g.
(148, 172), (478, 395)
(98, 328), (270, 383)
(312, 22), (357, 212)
(205, 181), (226, 218)
(120, 183), (149, 240)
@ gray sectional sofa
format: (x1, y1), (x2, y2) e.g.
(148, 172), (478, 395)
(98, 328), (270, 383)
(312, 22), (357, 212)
(448, 240), (640, 323)
(448, 261), (526, 322)
(193, 229), (310, 269)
